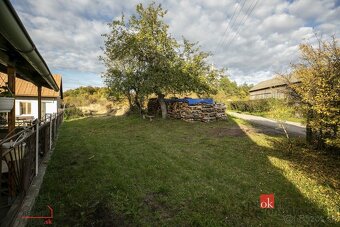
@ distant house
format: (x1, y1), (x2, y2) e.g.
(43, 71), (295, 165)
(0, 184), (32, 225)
(0, 73), (63, 120)
(249, 76), (300, 100)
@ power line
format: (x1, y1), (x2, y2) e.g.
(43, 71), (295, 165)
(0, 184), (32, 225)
(214, 0), (247, 54)
(223, 0), (259, 51)
(226, 0), (258, 50)
(221, 1), (252, 49)
(215, 1), (242, 49)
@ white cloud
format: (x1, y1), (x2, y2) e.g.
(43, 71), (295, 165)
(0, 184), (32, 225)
(288, 0), (334, 20)
(259, 14), (304, 34)
(11, 0), (340, 89)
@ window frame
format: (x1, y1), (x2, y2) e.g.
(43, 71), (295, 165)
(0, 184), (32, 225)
(20, 102), (32, 115)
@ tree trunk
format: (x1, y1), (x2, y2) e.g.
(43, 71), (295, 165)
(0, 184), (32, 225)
(134, 94), (143, 116)
(158, 94), (167, 119)
(127, 92), (134, 110)
(306, 109), (313, 144)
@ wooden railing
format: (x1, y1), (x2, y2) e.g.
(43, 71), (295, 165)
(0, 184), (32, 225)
(0, 111), (64, 226)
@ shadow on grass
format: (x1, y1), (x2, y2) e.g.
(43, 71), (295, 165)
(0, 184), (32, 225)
(26, 115), (338, 226)
(265, 137), (340, 190)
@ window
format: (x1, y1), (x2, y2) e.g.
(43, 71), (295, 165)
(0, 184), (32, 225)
(42, 102), (47, 117)
(20, 102), (32, 115)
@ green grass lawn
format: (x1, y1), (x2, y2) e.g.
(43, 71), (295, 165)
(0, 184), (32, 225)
(28, 115), (339, 226)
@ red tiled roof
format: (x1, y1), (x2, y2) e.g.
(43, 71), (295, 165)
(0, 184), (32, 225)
(0, 73), (62, 98)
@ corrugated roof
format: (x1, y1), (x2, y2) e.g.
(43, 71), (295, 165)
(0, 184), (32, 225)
(250, 75), (300, 92)
(0, 72), (62, 98)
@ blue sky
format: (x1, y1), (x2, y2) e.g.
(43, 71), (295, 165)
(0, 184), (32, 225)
(11, 0), (340, 90)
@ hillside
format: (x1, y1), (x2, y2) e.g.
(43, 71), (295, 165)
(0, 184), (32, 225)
(64, 86), (128, 118)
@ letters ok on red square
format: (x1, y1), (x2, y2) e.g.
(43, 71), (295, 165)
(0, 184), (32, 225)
(260, 194), (275, 209)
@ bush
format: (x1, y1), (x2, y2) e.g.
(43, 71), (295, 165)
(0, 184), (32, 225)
(228, 99), (273, 112)
(228, 99), (304, 125)
(287, 37), (339, 150)
(64, 107), (84, 120)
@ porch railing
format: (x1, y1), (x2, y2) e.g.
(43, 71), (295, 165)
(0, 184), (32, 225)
(0, 111), (64, 226)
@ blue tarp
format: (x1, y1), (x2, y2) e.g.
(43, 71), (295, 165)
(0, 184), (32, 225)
(165, 98), (214, 106)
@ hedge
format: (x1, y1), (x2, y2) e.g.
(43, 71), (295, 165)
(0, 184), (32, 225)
(228, 99), (274, 112)
(64, 107), (84, 120)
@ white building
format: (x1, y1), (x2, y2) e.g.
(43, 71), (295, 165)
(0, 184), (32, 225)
(0, 73), (63, 120)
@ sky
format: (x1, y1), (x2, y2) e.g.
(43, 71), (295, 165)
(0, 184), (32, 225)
(11, 0), (340, 90)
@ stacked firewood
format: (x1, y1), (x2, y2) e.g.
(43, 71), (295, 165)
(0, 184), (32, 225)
(167, 102), (189, 119)
(167, 102), (227, 122)
(147, 98), (160, 115)
(214, 103), (228, 121)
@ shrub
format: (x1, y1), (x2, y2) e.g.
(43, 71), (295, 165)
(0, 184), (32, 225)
(64, 107), (84, 120)
(287, 37), (339, 150)
(228, 99), (273, 112)
(229, 99), (304, 125)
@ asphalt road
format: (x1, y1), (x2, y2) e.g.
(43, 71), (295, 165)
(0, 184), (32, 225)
(227, 112), (306, 137)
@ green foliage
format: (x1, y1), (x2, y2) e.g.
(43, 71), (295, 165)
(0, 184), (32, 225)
(228, 99), (302, 124)
(64, 107), (84, 120)
(64, 86), (98, 97)
(267, 99), (296, 120)
(100, 2), (218, 113)
(229, 99), (273, 112)
(238, 83), (253, 99)
(218, 77), (238, 97)
(0, 85), (13, 97)
(288, 36), (340, 149)
(216, 76), (253, 101)
(64, 86), (110, 107)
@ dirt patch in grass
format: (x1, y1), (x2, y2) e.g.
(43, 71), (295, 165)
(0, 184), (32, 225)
(143, 192), (173, 220)
(85, 202), (127, 227)
(72, 201), (130, 227)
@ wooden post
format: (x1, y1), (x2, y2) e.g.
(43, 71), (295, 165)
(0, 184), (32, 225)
(7, 66), (16, 134)
(35, 120), (39, 175)
(53, 113), (57, 138)
(49, 114), (52, 150)
(0, 147), (2, 207)
(37, 86), (42, 121)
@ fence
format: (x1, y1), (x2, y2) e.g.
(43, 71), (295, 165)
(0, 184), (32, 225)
(0, 111), (63, 226)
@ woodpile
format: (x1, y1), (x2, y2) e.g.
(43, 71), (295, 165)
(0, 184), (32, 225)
(167, 102), (227, 122)
(147, 98), (160, 115)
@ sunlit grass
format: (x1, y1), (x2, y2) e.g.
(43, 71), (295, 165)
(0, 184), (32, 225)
(27, 115), (338, 226)
(268, 156), (339, 222)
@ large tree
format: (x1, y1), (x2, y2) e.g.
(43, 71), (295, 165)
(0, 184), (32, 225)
(101, 2), (217, 118)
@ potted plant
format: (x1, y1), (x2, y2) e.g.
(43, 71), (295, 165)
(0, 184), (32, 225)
(0, 84), (14, 112)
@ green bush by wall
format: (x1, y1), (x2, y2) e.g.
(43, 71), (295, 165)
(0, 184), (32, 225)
(228, 99), (274, 112)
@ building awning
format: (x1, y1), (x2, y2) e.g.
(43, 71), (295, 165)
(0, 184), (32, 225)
(0, 0), (59, 91)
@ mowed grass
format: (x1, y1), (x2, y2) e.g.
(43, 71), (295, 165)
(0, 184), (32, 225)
(229, 110), (305, 124)
(28, 115), (339, 226)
